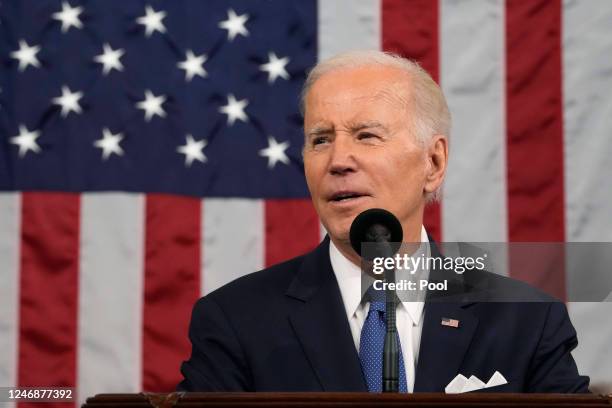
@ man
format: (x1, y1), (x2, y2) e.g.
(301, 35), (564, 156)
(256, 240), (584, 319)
(177, 50), (589, 393)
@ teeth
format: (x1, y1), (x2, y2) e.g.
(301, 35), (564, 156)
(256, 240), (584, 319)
(334, 194), (359, 201)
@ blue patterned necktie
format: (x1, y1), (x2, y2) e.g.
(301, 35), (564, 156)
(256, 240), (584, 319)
(358, 289), (408, 392)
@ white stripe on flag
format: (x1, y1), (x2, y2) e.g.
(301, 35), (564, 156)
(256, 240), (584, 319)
(440, 0), (507, 244)
(563, 0), (612, 393)
(78, 193), (144, 404)
(317, 0), (381, 60)
(0, 193), (20, 396)
(201, 199), (264, 295)
(562, 0), (612, 243)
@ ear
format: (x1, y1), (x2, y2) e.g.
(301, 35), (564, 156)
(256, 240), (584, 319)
(424, 135), (448, 194)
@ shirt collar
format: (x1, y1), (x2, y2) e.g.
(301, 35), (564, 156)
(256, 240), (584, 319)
(329, 225), (429, 327)
(329, 237), (363, 324)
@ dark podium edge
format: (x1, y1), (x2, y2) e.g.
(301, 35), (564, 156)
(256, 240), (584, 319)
(83, 392), (612, 408)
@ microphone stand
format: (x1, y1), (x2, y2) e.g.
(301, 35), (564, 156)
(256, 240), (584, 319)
(382, 248), (399, 393)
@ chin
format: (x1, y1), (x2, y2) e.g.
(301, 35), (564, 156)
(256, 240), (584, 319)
(324, 220), (352, 244)
(322, 204), (372, 241)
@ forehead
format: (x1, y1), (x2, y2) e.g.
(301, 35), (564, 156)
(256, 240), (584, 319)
(304, 65), (412, 119)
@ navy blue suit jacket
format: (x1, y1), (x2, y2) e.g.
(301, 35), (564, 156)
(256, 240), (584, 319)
(178, 238), (589, 392)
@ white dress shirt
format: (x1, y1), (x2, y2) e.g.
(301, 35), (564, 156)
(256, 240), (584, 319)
(329, 226), (430, 393)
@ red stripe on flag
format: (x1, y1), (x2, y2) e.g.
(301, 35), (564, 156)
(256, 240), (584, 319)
(505, 0), (566, 298)
(382, 0), (442, 242)
(18, 192), (80, 408)
(265, 199), (320, 267)
(422, 204), (441, 243)
(142, 194), (201, 391)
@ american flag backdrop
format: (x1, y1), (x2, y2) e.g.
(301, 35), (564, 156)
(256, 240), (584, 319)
(1, 0), (611, 405)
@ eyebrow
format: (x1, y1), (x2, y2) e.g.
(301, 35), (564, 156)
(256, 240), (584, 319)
(306, 125), (333, 138)
(349, 121), (389, 133)
(306, 121), (389, 138)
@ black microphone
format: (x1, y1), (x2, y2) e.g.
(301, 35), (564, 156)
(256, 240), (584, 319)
(350, 208), (403, 393)
(350, 208), (403, 259)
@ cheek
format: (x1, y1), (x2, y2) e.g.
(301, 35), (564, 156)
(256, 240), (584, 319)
(304, 157), (323, 195)
(377, 151), (426, 191)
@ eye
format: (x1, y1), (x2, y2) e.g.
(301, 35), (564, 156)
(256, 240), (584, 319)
(312, 136), (329, 146)
(357, 132), (378, 140)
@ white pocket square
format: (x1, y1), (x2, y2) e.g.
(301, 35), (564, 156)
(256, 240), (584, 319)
(445, 371), (508, 393)
(485, 371), (508, 388)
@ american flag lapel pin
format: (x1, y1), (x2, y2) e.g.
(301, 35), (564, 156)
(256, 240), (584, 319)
(441, 317), (460, 328)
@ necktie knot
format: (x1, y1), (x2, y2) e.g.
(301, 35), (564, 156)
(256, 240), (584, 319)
(365, 283), (386, 300)
(365, 285), (389, 314)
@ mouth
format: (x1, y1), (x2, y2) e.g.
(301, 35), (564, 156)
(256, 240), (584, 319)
(328, 191), (369, 203)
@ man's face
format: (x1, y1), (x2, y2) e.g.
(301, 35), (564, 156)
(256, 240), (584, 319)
(303, 65), (431, 247)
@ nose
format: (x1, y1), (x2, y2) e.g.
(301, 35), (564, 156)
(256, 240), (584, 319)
(328, 134), (356, 176)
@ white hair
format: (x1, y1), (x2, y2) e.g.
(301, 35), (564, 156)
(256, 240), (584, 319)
(300, 50), (451, 201)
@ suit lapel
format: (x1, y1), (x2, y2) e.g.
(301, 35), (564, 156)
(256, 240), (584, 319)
(414, 302), (479, 392)
(414, 240), (480, 392)
(286, 239), (367, 391)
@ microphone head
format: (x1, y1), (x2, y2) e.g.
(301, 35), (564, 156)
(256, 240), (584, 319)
(349, 208), (403, 259)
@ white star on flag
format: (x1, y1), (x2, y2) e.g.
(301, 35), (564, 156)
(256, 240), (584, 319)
(177, 50), (207, 82)
(136, 90), (167, 121)
(177, 134), (207, 167)
(219, 94), (249, 126)
(9, 125), (42, 157)
(10, 40), (41, 71)
(136, 5), (166, 37)
(260, 52), (290, 83)
(52, 86), (84, 117)
(94, 128), (124, 160)
(218, 9), (249, 41)
(259, 136), (290, 169)
(52, 2), (84, 33)
(94, 43), (125, 75)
